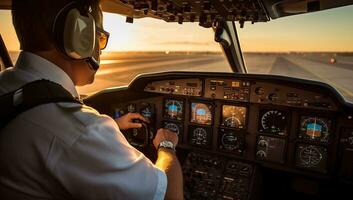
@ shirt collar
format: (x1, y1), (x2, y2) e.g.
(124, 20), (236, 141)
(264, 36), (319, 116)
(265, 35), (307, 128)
(15, 51), (80, 99)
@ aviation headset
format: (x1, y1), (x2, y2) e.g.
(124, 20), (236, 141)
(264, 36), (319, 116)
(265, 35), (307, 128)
(52, 0), (100, 70)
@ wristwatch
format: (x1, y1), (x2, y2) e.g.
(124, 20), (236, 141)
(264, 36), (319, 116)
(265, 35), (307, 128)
(158, 140), (176, 152)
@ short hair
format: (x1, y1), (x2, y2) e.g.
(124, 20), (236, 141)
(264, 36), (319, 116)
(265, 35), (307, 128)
(12, 0), (101, 52)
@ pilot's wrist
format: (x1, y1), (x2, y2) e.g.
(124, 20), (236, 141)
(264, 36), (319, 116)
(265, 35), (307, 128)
(158, 140), (176, 153)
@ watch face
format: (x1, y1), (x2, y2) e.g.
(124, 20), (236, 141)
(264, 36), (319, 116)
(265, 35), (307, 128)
(159, 140), (174, 149)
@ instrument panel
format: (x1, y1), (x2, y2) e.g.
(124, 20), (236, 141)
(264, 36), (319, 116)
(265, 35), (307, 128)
(164, 99), (184, 121)
(295, 144), (328, 173)
(84, 72), (353, 199)
(190, 102), (213, 125)
(298, 116), (332, 143)
(221, 105), (247, 129)
(258, 109), (288, 136)
(111, 76), (344, 174)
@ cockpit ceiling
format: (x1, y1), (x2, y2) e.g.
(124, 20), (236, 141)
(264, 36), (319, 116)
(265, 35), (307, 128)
(100, 0), (353, 27)
(1, 0), (353, 26)
(101, 0), (270, 27)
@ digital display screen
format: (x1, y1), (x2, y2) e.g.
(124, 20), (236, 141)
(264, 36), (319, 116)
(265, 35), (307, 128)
(114, 107), (125, 119)
(218, 128), (245, 154)
(163, 121), (183, 142)
(231, 81), (240, 87)
(258, 109), (288, 136)
(163, 121), (183, 136)
(127, 103), (137, 113)
(140, 103), (154, 121)
(256, 136), (286, 163)
(190, 102), (213, 125)
(295, 144), (328, 173)
(299, 116), (331, 143)
(188, 125), (212, 147)
(186, 83), (198, 87)
(221, 105), (247, 129)
(164, 99), (184, 121)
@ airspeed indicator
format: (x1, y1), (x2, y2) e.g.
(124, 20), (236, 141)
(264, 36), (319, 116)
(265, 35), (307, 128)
(259, 110), (288, 136)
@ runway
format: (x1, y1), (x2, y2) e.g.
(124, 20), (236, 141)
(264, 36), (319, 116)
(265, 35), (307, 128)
(7, 51), (353, 102)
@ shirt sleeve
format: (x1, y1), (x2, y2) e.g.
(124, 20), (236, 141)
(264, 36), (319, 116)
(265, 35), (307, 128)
(51, 115), (167, 200)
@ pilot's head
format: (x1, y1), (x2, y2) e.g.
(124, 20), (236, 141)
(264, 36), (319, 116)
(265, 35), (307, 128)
(11, 0), (105, 86)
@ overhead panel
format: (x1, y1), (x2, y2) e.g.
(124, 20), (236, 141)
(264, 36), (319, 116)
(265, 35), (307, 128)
(109, 0), (269, 27)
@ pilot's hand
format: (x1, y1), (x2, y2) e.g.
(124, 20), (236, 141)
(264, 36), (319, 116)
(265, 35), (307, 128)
(115, 113), (149, 130)
(153, 128), (179, 150)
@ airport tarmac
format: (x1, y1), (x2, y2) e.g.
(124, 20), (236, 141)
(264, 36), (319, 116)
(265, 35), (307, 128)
(7, 51), (353, 102)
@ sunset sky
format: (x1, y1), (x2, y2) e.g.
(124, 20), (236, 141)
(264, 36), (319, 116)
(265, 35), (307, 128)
(1, 5), (352, 52)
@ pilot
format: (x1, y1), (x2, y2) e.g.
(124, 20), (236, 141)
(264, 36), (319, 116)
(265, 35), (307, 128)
(0, 0), (183, 199)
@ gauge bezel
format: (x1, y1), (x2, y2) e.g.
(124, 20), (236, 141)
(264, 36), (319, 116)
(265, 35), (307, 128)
(297, 115), (332, 143)
(188, 125), (213, 148)
(163, 120), (184, 143)
(294, 143), (328, 173)
(189, 101), (214, 126)
(217, 128), (245, 155)
(163, 98), (185, 121)
(258, 108), (290, 137)
(220, 104), (248, 130)
(255, 135), (287, 164)
(139, 102), (155, 121)
(113, 106), (126, 119)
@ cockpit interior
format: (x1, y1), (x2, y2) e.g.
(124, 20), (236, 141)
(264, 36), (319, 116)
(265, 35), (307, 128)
(84, 71), (353, 199)
(1, 0), (353, 199)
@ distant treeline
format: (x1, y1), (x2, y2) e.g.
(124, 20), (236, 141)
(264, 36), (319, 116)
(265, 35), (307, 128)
(7, 50), (353, 63)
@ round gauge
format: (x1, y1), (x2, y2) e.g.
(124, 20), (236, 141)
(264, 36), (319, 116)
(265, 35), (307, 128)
(255, 87), (265, 95)
(127, 103), (136, 113)
(299, 117), (330, 142)
(222, 105), (247, 129)
(256, 150), (267, 158)
(259, 110), (288, 135)
(164, 99), (183, 120)
(221, 132), (242, 151)
(268, 93), (278, 101)
(191, 103), (212, 125)
(257, 139), (268, 148)
(114, 107), (125, 119)
(224, 117), (241, 127)
(140, 105), (153, 120)
(299, 145), (323, 167)
(192, 127), (208, 145)
(164, 122), (180, 135)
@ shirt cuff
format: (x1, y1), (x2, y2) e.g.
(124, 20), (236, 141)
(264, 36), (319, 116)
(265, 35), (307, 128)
(153, 169), (168, 200)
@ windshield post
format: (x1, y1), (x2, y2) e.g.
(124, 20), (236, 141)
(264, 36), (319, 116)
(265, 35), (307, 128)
(221, 21), (247, 73)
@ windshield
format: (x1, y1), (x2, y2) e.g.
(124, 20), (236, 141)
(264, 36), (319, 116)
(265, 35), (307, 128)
(238, 5), (353, 102)
(1, 6), (353, 101)
(0, 10), (231, 95)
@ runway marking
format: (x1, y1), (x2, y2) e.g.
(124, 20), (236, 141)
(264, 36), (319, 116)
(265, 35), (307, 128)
(96, 57), (220, 76)
(265, 59), (275, 74)
(100, 60), (125, 65)
(338, 60), (353, 65)
(284, 56), (353, 97)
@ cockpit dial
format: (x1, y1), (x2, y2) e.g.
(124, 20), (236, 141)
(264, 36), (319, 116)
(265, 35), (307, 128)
(163, 121), (182, 135)
(190, 102), (213, 125)
(295, 144), (328, 173)
(189, 126), (212, 147)
(299, 116), (331, 143)
(221, 105), (247, 129)
(164, 99), (184, 121)
(140, 103), (154, 121)
(218, 128), (245, 154)
(259, 110), (288, 136)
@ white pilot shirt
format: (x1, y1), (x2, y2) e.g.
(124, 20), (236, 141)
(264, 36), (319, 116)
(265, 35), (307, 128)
(0, 51), (167, 199)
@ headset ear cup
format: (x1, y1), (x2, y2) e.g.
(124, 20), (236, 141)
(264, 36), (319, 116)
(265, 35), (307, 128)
(63, 9), (95, 59)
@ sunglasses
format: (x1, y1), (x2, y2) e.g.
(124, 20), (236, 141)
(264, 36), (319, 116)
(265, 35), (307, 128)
(96, 26), (110, 50)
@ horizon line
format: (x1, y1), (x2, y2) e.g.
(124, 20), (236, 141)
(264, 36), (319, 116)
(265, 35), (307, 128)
(8, 50), (353, 54)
